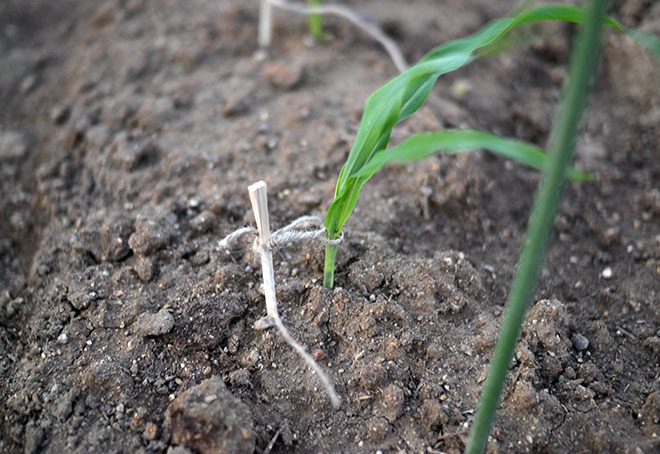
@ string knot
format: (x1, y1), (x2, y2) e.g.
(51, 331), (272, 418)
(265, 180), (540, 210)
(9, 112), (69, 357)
(219, 215), (343, 253)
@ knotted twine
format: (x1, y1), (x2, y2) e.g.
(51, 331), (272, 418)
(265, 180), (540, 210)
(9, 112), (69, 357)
(219, 214), (343, 408)
(219, 215), (343, 254)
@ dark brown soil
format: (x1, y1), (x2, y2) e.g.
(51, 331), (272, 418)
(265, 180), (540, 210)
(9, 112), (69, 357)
(1, 1), (659, 453)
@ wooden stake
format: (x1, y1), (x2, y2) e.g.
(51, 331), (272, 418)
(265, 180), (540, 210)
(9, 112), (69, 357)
(248, 181), (277, 320)
(258, 0), (273, 48)
(247, 181), (340, 408)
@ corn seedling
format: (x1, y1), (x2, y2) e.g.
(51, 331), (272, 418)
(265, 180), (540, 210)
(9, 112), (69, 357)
(322, 4), (660, 289)
(307, 0), (324, 41)
(466, 1), (607, 451)
(257, 0), (408, 71)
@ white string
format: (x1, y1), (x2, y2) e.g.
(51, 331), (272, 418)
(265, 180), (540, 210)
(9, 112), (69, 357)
(218, 226), (255, 249)
(224, 196), (342, 407)
(261, 0), (408, 72)
(219, 215), (343, 252)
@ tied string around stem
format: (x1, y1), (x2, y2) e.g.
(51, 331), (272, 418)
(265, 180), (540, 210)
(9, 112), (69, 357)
(219, 188), (342, 409)
(219, 215), (343, 254)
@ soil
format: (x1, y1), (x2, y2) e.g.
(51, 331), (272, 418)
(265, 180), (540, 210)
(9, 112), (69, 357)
(1, 1), (659, 453)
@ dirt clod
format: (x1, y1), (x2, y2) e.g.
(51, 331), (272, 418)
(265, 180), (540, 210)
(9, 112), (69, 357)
(189, 210), (216, 235)
(129, 216), (175, 255)
(135, 309), (175, 336)
(376, 383), (405, 423)
(643, 336), (660, 355)
(134, 256), (156, 282)
(262, 62), (304, 91)
(167, 377), (255, 454)
(23, 422), (44, 454)
(143, 422), (159, 441)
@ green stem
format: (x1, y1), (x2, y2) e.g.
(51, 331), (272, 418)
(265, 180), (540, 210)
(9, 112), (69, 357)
(464, 1), (606, 453)
(307, 0), (324, 41)
(323, 243), (338, 289)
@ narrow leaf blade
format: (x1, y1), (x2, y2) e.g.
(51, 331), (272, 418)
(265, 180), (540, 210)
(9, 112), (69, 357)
(355, 130), (592, 182)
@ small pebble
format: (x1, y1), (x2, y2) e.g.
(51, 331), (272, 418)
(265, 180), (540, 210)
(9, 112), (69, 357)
(135, 309), (175, 336)
(20, 74), (38, 94)
(0, 130), (27, 162)
(450, 78), (471, 99)
(50, 104), (71, 125)
(601, 267), (613, 279)
(128, 216), (173, 255)
(221, 92), (251, 117)
(254, 315), (275, 330)
(571, 333), (590, 351)
(57, 332), (69, 344)
(229, 368), (251, 387)
(262, 63), (304, 91)
(143, 422), (158, 440)
(312, 349), (326, 361)
(190, 210), (216, 234)
(134, 257), (155, 282)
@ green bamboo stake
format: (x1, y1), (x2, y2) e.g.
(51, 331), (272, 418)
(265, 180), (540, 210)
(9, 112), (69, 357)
(464, 1), (607, 453)
(307, 0), (324, 41)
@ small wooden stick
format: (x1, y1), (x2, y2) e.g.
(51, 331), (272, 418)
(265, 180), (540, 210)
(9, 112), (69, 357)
(247, 181), (341, 408)
(248, 182), (277, 319)
(258, 0), (273, 47)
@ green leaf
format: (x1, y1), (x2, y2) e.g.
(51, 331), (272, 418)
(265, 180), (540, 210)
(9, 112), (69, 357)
(324, 4), (659, 239)
(624, 26), (660, 59)
(354, 130), (592, 182)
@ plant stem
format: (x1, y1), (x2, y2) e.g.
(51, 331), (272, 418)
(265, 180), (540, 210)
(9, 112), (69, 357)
(464, 1), (606, 453)
(323, 242), (338, 289)
(307, 0), (324, 41)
